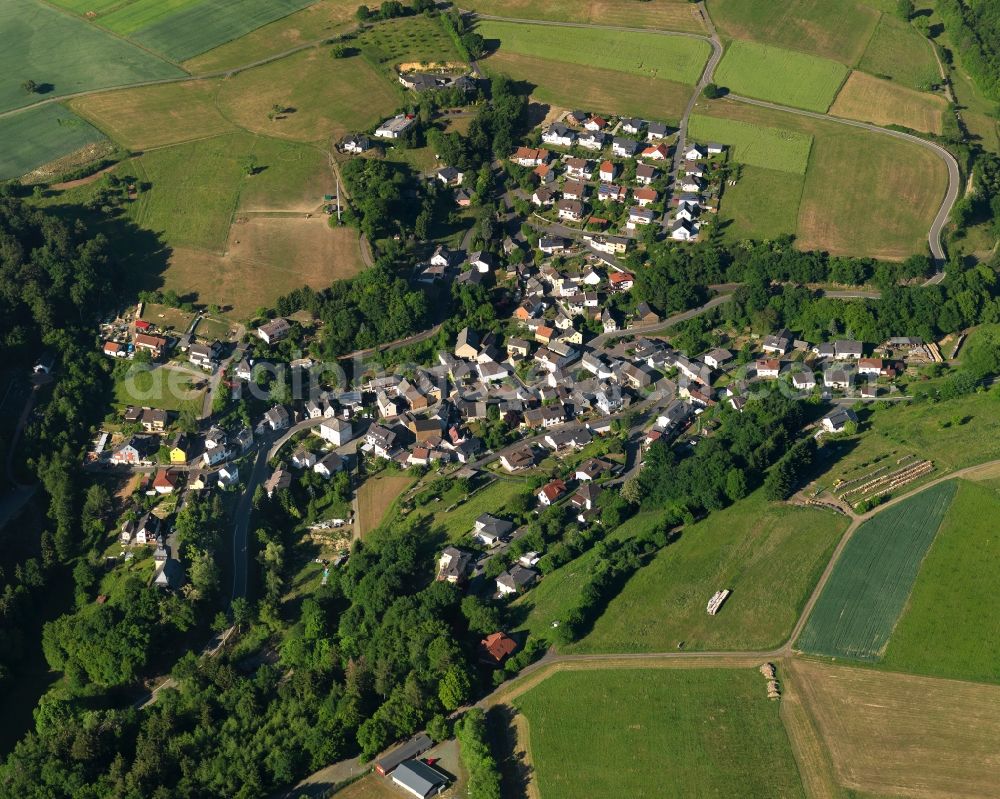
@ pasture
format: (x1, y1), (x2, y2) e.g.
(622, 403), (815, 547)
(183, 0), (357, 73)
(709, 0), (881, 65)
(564, 492), (846, 653)
(713, 40), (848, 112)
(719, 165), (803, 242)
(123, 0), (317, 63)
(357, 473), (414, 535)
(463, 0), (706, 33)
(70, 81), (235, 150)
(698, 99), (948, 259)
(478, 20), (711, 85)
(483, 52), (692, 124)
(0, 0), (182, 114)
(513, 668), (806, 799)
(687, 114), (813, 173)
(796, 481), (957, 660)
(0, 105), (107, 180)
(830, 71), (947, 134)
(856, 13), (940, 89)
(791, 659), (1000, 798)
(214, 49), (401, 143)
(881, 480), (1000, 683)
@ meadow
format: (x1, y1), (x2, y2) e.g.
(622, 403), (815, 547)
(478, 20), (711, 85)
(880, 480), (1000, 683)
(483, 52), (692, 123)
(709, 0), (881, 65)
(791, 659), (1000, 798)
(513, 668), (806, 799)
(856, 13), (940, 89)
(698, 98), (948, 259)
(112, 364), (205, 415)
(713, 40), (848, 112)
(718, 165), (803, 242)
(214, 49), (402, 143)
(357, 473), (414, 535)
(70, 80), (235, 151)
(0, 0), (182, 114)
(123, 0), (317, 63)
(427, 479), (530, 542)
(566, 492), (846, 653)
(182, 0), (357, 73)
(687, 114), (813, 173)
(463, 0), (706, 33)
(830, 71), (947, 134)
(0, 105), (107, 179)
(796, 481), (957, 660)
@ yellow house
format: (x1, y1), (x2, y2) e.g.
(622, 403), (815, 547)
(169, 434), (190, 464)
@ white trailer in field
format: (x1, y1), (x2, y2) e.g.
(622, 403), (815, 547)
(706, 589), (731, 615)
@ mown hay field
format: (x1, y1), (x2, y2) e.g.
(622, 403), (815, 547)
(182, 0), (357, 73)
(70, 81), (235, 150)
(709, 0), (881, 65)
(514, 668), (806, 799)
(880, 480), (1000, 683)
(797, 481), (957, 660)
(483, 51), (693, 124)
(687, 114), (813, 173)
(478, 20), (711, 84)
(830, 71), (947, 134)
(697, 98), (948, 259)
(214, 49), (402, 143)
(463, 0), (706, 33)
(357, 473), (415, 536)
(119, 0), (317, 62)
(791, 659), (1000, 799)
(520, 493), (845, 653)
(713, 40), (849, 112)
(0, 0), (182, 114)
(0, 105), (107, 179)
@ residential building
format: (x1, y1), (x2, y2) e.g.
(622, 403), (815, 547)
(756, 359), (781, 379)
(317, 417), (353, 446)
(437, 546), (474, 584)
(374, 113), (415, 139)
(496, 565), (538, 596)
(479, 632), (517, 665)
(257, 317), (290, 345)
(537, 479), (567, 506)
(822, 407), (858, 433)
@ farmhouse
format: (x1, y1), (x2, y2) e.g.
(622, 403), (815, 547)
(374, 113), (415, 139)
(134, 333), (167, 358)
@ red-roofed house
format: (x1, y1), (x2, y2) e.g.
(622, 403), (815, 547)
(641, 143), (669, 160)
(599, 160), (617, 182)
(152, 469), (177, 494)
(479, 632), (518, 665)
(634, 187), (658, 207)
(537, 479), (567, 506)
(609, 271), (635, 291)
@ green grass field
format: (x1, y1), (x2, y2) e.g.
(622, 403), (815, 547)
(49, 0), (121, 13)
(857, 13), (939, 89)
(513, 669), (806, 799)
(719, 165), (803, 242)
(97, 0), (202, 35)
(797, 481), (957, 661)
(428, 479), (530, 542)
(125, 0), (317, 62)
(880, 480), (1000, 683)
(483, 51), (692, 123)
(688, 114), (813, 173)
(0, 0), (183, 114)
(478, 20), (711, 84)
(0, 104), (107, 179)
(557, 492), (846, 653)
(113, 364), (205, 415)
(698, 98), (947, 259)
(714, 40), (849, 112)
(709, 0), (881, 65)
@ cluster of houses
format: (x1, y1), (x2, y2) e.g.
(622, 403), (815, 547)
(497, 110), (727, 243)
(101, 305), (225, 372)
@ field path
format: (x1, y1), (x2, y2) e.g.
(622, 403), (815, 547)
(468, 4), (960, 269)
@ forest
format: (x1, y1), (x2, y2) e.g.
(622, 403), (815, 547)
(937, 0), (1000, 100)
